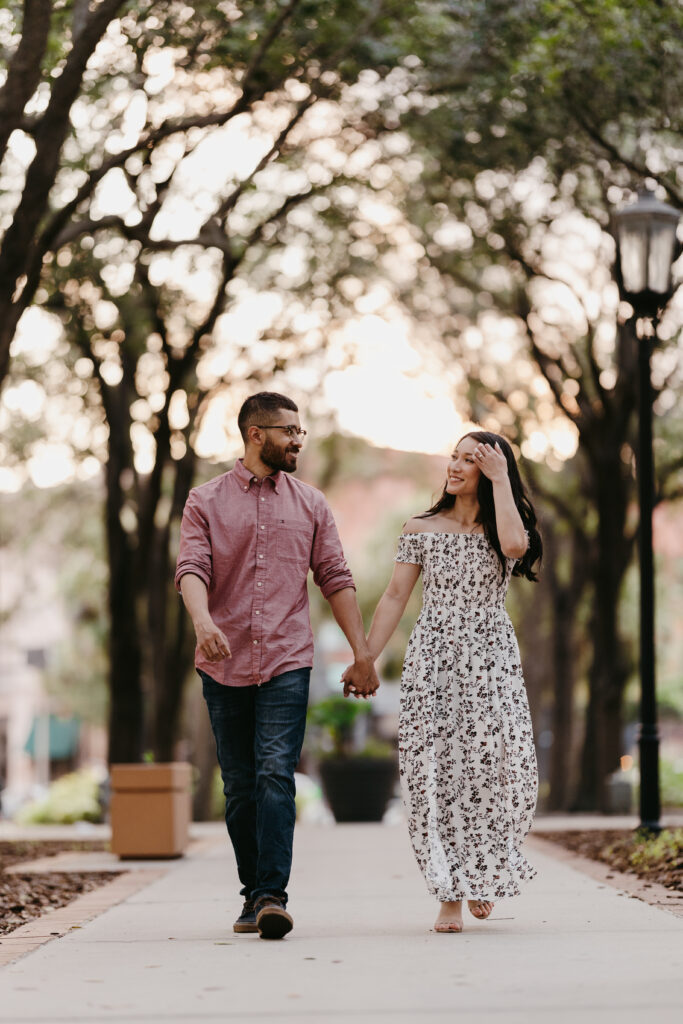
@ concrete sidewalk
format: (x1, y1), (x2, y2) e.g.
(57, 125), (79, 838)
(1, 821), (682, 1024)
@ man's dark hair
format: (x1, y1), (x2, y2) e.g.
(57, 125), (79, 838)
(238, 392), (298, 442)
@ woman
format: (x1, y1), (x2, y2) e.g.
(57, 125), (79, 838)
(349, 431), (541, 933)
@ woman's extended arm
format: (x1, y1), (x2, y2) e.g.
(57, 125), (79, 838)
(342, 559), (421, 695)
(366, 560), (422, 661)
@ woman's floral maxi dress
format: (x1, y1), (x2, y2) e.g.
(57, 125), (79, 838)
(396, 531), (538, 901)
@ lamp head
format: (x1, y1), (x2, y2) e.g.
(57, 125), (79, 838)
(612, 187), (681, 318)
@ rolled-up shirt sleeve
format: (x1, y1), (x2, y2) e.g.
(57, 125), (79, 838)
(310, 497), (355, 599)
(174, 489), (212, 592)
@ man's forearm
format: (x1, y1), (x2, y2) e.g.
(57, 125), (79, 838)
(180, 573), (231, 662)
(326, 587), (372, 660)
(179, 573), (212, 627)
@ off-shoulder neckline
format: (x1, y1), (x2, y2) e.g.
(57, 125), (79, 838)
(401, 530), (487, 538)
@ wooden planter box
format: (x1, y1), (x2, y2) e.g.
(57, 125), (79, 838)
(110, 762), (192, 859)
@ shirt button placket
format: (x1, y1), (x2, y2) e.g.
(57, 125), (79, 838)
(253, 481), (267, 683)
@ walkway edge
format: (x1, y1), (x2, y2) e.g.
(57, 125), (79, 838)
(528, 834), (683, 919)
(0, 869), (166, 967)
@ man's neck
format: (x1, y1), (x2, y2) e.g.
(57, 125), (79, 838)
(241, 453), (275, 480)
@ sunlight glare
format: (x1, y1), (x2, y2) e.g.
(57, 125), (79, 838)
(324, 317), (464, 454)
(27, 444), (75, 489)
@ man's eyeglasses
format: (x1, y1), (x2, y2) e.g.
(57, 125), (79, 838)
(255, 425), (307, 441)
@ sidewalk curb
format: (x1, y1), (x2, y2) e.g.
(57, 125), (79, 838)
(0, 870), (166, 967)
(528, 834), (683, 919)
(0, 836), (223, 968)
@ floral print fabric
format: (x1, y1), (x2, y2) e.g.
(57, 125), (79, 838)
(395, 531), (538, 901)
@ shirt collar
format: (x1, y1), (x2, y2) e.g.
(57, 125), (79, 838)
(234, 458), (281, 493)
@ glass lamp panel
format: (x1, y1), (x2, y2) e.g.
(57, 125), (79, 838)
(647, 219), (677, 294)
(618, 221), (648, 294)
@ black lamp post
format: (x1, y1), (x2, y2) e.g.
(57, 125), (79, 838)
(612, 187), (681, 833)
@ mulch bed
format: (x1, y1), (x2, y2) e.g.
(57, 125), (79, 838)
(0, 840), (117, 937)
(536, 829), (683, 892)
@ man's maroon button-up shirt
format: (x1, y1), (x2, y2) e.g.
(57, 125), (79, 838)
(175, 459), (355, 686)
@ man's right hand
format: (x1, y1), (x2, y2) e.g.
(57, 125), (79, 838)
(195, 619), (231, 663)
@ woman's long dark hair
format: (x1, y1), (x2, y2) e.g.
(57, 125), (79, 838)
(418, 430), (542, 582)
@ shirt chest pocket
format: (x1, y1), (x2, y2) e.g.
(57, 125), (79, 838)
(276, 519), (313, 566)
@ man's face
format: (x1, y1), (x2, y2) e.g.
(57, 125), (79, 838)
(258, 410), (303, 474)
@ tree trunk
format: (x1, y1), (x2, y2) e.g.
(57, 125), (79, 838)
(105, 458), (143, 764)
(573, 447), (633, 810)
(102, 373), (144, 764)
(149, 447), (198, 761)
(545, 527), (588, 812)
(152, 568), (192, 762)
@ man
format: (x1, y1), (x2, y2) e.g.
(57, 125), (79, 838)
(175, 391), (378, 940)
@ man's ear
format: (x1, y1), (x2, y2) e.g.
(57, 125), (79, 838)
(246, 424), (263, 447)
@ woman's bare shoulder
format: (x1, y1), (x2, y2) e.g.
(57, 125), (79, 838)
(402, 516), (426, 535)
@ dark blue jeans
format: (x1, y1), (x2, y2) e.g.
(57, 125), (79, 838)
(200, 667), (310, 906)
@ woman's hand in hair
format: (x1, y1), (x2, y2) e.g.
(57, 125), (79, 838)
(473, 442), (508, 483)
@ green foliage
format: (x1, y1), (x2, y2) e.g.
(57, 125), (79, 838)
(15, 770), (103, 825)
(620, 542), (683, 725)
(307, 695), (371, 757)
(625, 828), (683, 870)
(405, 0), (682, 198)
(661, 759), (683, 809)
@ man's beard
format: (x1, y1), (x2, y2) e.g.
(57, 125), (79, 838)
(261, 437), (298, 474)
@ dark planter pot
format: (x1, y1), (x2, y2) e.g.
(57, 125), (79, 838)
(318, 756), (399, 822)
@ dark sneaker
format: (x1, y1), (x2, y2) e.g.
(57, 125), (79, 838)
(254, 895), (293, 940)
(233, 899), (258, 934)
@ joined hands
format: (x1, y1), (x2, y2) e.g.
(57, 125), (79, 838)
(341, 655), (380, 700)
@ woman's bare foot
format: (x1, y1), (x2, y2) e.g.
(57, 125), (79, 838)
(468, 899), (494, 920)
(434, 901), (463, 933)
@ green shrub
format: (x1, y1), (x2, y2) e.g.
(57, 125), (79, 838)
(15, 770), (103, 824)
(661, 758), (683, 808)
(627, 828), (683, 871)
(307, 696), (371, 756)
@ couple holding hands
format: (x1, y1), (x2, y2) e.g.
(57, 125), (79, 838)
(175, 391), (541, 939)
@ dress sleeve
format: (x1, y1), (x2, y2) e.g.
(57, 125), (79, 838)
(394, 533), (423, 566)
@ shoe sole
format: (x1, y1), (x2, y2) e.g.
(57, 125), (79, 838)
(256, 907), (293, 940)
(233, 921), (259, 934)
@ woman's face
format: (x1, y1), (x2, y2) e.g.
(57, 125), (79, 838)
(445, 437), (481, 497)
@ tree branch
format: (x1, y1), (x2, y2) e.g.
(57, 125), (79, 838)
(242, 0), (303, 88)
(0, 0), (128, 383)
(206, 92), (317, 229)
(572, 106), (683, 207)
(0, 0), (52, 165)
